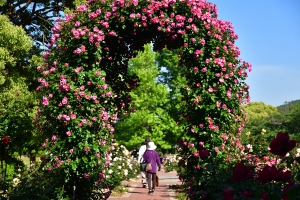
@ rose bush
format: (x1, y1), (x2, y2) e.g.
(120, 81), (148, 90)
(2, 0), (300, 199)
(104, 144), (140, 189)
(164, 154), (180, 172)
(6, 0), (254, 199)
(218, 132), (300, 200)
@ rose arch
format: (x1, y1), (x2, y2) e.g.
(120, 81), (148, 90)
(34, 0), (251, 199)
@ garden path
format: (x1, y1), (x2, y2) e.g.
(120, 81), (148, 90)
(108, 169), (180, 200)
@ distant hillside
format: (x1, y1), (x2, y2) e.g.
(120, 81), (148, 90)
(277, 99), (300, 115)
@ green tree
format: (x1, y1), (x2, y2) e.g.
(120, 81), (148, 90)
(0, 14), (38, 186)
(283, 101), (300, 135)
(0, 15), (32, 84)
(115, 44), (181, 152)
(242, 101), (280, 136)
(0, 0), (74, 47)
(156, 48), (187, 126)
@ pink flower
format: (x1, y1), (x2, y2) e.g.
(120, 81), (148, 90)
(69, 149), (73, 154)
(76, 4), (87, 12)
(202, 67), (207, 72)
(215, 147), (219, 152)
(62, 97), (68, 105)
(73, 48), (82, 54)
(66, 131), (71, 136)
(75, 21), (80, 27)
(106, 92), (112, 97)
(71, 114), (76, 119)
(208, 88), (213, 93)
(129, 13), (135, 18)
(75, 67), (82, 73)
(200, 39), (205, 45)
(108, 31), (116, 36)
(96, 153), (100, 158)
(84, 173), (90, 179)
(193, 151), (199, 157)
(52, 135), (57, 141)
(84, 147), (90, 152)
(80, 45), (86, 52)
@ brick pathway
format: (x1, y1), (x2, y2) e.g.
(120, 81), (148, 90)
(108, 170), (180, 200)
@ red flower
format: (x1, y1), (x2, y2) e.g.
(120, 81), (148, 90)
(199, 148), (209, 159)
(222, 189), (234, 200)
(1, 136), (11, 145)
(276, 169), (292, 182)
(257, 166), (291, 185)
(260, 192), (269, 200)
(269, 132), (296, 156)
(242, 190), (252, 197)
(232, 163), (252, 181)
(256, 166), (277, 185)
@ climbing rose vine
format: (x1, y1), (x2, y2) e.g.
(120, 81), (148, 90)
(31, 0), (252, 199)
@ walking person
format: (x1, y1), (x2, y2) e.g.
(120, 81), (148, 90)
(143, 141), (161, 195)
(137, 137), (151, 188)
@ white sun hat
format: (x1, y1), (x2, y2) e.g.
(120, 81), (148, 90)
(147, 141), (157, 150)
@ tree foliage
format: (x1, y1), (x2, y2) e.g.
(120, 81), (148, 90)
(115, 44), (181, 152)
(282, 101), (300, 135)
(156, 48), (187, 123)
(242, 101), (300, 141)
(243, 102), (280, 121)
(0, 14), (32, 84)
(0, 0), (75, 47)
(0, 14), (36, 161)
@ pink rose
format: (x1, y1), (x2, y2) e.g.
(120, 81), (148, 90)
(66, 131), (71, 136)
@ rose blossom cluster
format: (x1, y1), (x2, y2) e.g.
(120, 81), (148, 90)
(222, 132), (297, 200)
(31, 0), (255, 198)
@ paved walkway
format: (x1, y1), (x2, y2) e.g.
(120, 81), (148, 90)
(108, 170), (180, 200)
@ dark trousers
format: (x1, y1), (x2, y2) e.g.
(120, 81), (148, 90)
(147, 172), (156, 190)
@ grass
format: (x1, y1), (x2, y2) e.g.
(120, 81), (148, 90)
(168, 184), (187, 200)
(110, 183), (131, 197)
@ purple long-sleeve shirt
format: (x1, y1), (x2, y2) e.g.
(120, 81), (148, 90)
(143, 150), (161, 173)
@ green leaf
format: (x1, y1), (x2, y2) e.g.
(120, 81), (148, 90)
(287, 186), (300, 199)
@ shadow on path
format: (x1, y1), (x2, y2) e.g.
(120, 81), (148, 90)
(108, 170), (180, 200)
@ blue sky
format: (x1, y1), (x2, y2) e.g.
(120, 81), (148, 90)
(210, 0), (300, 107)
